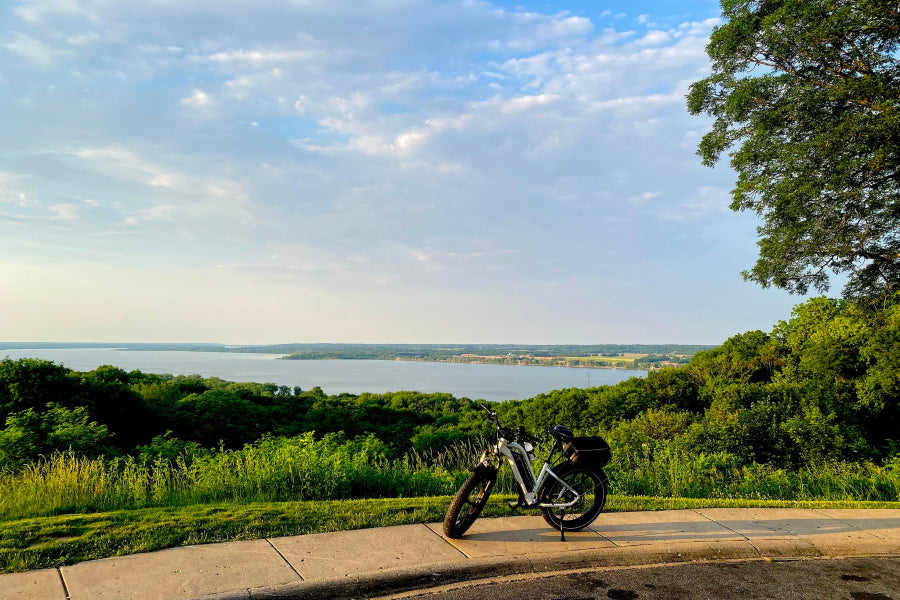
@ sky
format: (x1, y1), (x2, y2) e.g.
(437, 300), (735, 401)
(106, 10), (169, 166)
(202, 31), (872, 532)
(0, 0), (811, 345)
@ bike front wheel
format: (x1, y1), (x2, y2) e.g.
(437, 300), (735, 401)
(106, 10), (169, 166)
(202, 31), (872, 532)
(443, 466), (497, 538)
(539, 465), (607, 531)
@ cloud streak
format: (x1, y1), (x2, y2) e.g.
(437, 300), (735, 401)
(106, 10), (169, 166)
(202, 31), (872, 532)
(0, 1), (803, 343)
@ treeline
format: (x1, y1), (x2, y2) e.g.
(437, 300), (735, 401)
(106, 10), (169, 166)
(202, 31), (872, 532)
(0, 363), (485, 468)
(497, 296), (900, 468)
(276, 343), (714, 361)
(0, 342), (713, 362)
(1, 296), (898, 475)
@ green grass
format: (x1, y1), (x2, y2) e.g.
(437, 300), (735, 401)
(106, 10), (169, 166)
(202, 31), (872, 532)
(0, 497), (456, 574)
(2, 436), (897, 574)
(3, 494), (899, 574)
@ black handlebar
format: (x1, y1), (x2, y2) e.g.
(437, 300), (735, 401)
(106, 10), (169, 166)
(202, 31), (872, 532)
(479, 403), (497, 422)
(515, 426), (539, 444)
(478, 404), (540, 446)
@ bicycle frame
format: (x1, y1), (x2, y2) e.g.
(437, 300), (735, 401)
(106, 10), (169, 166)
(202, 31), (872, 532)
(478, 436), (583, 509)
(443, 405), (607, 542)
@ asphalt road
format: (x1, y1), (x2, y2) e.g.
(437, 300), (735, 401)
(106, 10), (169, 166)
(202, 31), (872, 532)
(376, 558), (900, 600)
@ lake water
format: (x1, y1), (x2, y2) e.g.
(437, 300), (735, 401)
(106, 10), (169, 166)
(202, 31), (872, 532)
(1, 348), (645, 402)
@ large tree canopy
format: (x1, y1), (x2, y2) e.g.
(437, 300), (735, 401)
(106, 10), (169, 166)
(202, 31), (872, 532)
(687, 0), (900, 301)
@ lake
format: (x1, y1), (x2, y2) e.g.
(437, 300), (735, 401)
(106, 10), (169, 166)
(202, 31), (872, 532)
(1, 348), (645, 402)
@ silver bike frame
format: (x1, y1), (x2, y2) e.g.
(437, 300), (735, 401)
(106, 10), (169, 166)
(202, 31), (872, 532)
(480, 437), (583, 509)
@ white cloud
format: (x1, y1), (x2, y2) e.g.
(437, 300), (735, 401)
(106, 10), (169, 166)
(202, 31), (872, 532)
(181, 89), (212, 108)
(13, 0), (97, 25)
(505, 14), (593, 50)
(48, 199), (97, 220)
(2, 31), (72, 68)
(654, 186), (731, 221)
(0, 172), (37, 207)
(635, 30), (672, 46)
(191, 49), (323, 66)
(75, 145), (167, 182)
(73, 145), (254, 226)
(1, 1), (789, 343)
(628, 192), (660, 204)
(501, 93), (559, 112)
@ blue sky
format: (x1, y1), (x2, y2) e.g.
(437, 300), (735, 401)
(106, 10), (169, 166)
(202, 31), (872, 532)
(0, 0), (808, 344)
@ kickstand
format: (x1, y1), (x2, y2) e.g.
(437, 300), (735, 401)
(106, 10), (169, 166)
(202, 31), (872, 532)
(559, 509), (566, 542)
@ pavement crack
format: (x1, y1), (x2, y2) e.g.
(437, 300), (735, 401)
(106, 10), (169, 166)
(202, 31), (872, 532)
(691, 509), (762, 555)
(421, 523), (471, 559)
(56, 567), (72, 600)
(589, 525), (619, 547)
(523, 554), (537, 573)
(266, 538), (305, 581)
(811, 508), (885, 540)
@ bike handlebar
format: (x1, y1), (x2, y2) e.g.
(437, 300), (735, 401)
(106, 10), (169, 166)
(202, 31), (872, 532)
(479, 403), (498, 421)
(515, 425), (539, 444)
(477, 404), (539, 445)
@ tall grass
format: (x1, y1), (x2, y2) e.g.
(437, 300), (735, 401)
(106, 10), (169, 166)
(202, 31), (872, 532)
(411, 437), (899, 501)
(2, 434), (898, 522)
(607, 443), (900, 501)
(0, 433), (462, 520)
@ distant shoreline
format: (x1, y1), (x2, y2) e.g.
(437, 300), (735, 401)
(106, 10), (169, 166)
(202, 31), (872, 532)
(1, 342), (715, 371)
(0, 347), (646, 402)
(0, 342), (716, 371)
(278, 355), (658, 370)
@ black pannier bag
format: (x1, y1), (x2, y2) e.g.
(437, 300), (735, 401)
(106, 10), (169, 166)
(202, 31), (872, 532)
(563, 436), (611, 468)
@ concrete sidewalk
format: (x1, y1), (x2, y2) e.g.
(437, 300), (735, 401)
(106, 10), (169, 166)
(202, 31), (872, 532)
(2, 509), (898, 600)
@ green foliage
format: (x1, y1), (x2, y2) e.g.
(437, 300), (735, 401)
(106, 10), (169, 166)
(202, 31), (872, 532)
(1, 295), (898, 511)
(687, 0), (900, 300)
(0, 362), (488, 470)
(0, 404), (110, 468)
(498, 295), (900, 468)
(0, 358), (75, 419)
(136, 432), (207, 464)
(0, 359), (155, 456)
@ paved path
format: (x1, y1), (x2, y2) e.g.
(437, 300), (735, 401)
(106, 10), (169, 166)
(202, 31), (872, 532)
(378, 557), (900, 600)
(2, 508), (898, 600)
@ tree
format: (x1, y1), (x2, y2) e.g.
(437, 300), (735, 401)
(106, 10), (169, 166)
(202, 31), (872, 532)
(0, 358), (75, 420)
(687, 0), (900, 301)
(0, 404), (111, 468)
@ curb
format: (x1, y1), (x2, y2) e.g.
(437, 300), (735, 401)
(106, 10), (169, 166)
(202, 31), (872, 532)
(192, 542), (900, 600)
(9, 509), (897, 600)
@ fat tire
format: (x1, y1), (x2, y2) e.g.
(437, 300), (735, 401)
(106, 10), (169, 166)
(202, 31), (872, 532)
(539, 464), (607, 531)
(443, 466), (497, 538)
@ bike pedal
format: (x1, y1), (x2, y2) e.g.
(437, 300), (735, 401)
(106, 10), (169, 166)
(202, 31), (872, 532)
(506, 500), (520, 509)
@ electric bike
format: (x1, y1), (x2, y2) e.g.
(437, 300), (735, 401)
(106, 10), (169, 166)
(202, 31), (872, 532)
(443, 403), (611, 541)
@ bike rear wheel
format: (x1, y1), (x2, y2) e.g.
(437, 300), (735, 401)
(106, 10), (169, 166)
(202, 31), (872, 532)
(443, 466), (497, 538)
(539, 465), (606, 531)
